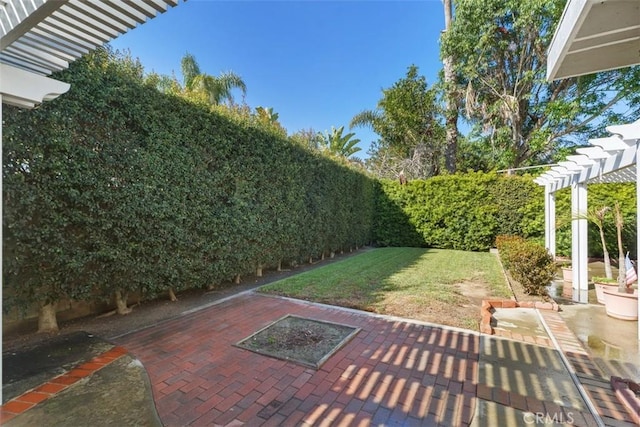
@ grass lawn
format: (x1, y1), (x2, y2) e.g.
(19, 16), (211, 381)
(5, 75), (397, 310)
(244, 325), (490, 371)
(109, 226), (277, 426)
(259, 247), (512, 331)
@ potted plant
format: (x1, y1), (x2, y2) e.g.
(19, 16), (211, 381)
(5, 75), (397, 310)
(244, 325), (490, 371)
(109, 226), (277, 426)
(564, 206), (613, 288)
(602, 203), (638, 320)
(593, 276), (618, 304)
(559, 261), (573, 282)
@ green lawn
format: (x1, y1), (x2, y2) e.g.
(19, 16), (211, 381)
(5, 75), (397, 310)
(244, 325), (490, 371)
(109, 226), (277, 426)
(259, 247), (512, 330)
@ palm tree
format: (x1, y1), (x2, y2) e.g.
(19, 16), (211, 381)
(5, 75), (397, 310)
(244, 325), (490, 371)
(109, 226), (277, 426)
(318, 126), (362, 158)
(180, 53), (246, 105)
(255, 106), (279, 124)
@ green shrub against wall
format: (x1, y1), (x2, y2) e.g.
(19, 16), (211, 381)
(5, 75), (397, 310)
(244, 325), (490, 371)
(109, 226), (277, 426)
(2, 48), (375, 316)
(374, 173), (543, 251)
(374, 173), (637, 257)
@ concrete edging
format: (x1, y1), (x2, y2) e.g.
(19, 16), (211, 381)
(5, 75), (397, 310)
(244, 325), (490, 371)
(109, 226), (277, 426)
(480, 299), (559, 335)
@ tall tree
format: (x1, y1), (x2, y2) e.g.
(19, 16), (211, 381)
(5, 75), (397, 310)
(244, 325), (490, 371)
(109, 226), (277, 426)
(351, 65), (444, 179)
(441, 0), (640, 169)
(441, 0), (459, 173)
(180, 52), (247, 106)
(318, 126), (362, 158)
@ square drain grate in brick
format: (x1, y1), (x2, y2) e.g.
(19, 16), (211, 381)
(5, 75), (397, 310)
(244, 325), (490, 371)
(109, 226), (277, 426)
(235, 314), (359, 369)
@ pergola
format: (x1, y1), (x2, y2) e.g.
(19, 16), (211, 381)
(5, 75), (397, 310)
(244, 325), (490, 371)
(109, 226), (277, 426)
(1, 0), (184, 402)
(540, 0), (640, 339)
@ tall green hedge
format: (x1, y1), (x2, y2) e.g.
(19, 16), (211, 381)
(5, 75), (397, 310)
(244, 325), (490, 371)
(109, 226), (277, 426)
(3, 48), (375, 314)
(4, 48), (637, 319)
(374, 173), (543, 251)
(373, 173), (637, 257)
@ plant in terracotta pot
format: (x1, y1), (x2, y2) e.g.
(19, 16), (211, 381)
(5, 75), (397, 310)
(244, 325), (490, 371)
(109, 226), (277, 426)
(602, 203), (638, 320)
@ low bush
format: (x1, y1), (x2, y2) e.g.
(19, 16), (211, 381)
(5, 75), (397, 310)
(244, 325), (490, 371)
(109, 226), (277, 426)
(496, 235), (556, 296)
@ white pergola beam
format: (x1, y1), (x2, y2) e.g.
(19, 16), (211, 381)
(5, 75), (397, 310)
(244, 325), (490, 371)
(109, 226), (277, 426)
(0, 0), (67, 49)
(575, 146), (610, 160)
(547, 0), (640, 80)
(0, 62), (69, 108)
(1, 0), (183, 77)
(608, 120), (640, 140)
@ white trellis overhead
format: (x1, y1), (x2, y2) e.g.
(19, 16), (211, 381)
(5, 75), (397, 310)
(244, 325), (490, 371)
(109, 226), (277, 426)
(0, 0), (181, 107)
(534, 120), (640, 190)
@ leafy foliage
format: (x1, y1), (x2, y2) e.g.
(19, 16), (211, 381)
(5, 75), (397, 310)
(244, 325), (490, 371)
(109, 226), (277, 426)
(317, 126), (362, 158)
(496, 235), (556, 296)
(351, 65), (444, 179)
(3, 47), (376, 315)
(180, 52), (247, 106)
(374, 173), (542, 251)
(441, 0), (640, 169)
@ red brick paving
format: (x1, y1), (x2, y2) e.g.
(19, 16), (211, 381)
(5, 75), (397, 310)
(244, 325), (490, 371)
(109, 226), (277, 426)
(116, 293), (480, 426)
(3, 292), (634, 426)
(0, 345), (127, 423)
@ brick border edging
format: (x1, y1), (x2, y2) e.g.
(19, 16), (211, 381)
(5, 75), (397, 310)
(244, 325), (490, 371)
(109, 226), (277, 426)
(611, 376), (640, 425)
(480, 299), (559, 335)
(0, 346), (128, 424)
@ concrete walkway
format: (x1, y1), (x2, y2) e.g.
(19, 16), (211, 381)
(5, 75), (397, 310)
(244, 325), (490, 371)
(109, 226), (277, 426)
(2, 291), (637, 426)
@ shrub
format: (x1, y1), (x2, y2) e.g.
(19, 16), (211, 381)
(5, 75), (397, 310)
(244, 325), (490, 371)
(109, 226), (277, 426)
(374, 173), (545, 251)
(495, 235), (526, 270)
(496, 235), (556, 296)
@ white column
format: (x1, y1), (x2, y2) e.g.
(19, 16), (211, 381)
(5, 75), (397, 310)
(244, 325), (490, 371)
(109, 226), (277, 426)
(571, 178), (589, 303)
(545, 186), (556, 257)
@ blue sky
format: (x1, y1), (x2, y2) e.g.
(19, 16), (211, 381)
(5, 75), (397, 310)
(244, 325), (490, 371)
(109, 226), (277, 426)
(110, 0), (447, 156)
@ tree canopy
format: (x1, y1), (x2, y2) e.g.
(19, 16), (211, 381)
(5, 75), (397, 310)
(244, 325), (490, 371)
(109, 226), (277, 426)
(318, 126), (362, 159)
(441, 0), (640, 169)
(351, 65), (444, 179)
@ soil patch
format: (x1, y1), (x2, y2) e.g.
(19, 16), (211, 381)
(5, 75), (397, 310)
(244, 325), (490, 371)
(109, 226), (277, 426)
(235, 315), (359, 369)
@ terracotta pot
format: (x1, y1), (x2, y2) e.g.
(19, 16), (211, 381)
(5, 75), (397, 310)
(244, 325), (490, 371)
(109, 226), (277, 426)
(602, 288), (638, 320)
(594, 281), (618, 304)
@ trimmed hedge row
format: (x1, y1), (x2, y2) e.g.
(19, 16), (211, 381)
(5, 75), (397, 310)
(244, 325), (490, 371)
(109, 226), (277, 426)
(3, 49), (375, 315)
(374, 174), (637, 257)
(374, 173), (544, 251)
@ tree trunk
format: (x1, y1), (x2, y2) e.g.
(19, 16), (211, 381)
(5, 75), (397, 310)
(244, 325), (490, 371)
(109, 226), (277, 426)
(615, 204), (626, 292)
(115, 289), (132, 315)
(38, 302), (59, 333)
(598, 225), (613, 279)
(168, 288), (178, 302)
(277, 260), (282, 272)
(256, 263), (263, 277)
(443, 0), (458, 173)
(234, 274), (241, 284)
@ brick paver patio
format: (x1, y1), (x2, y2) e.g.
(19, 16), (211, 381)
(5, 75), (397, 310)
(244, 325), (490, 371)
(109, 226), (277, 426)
(116, 293), (479, 426)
